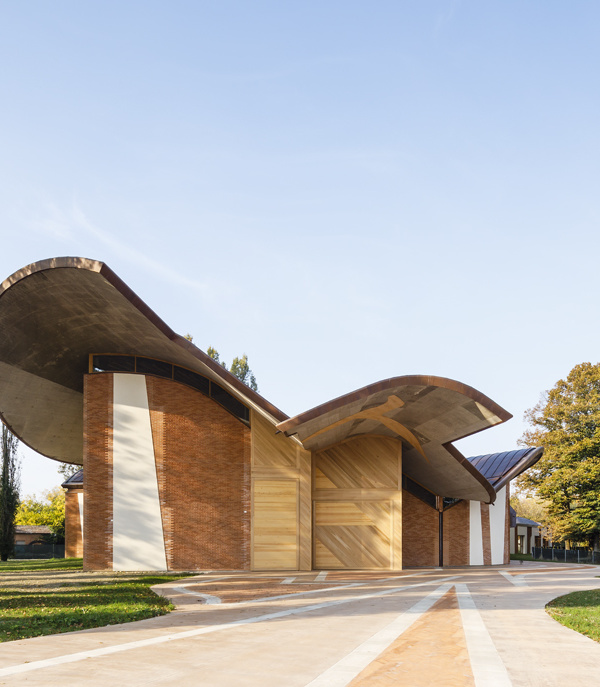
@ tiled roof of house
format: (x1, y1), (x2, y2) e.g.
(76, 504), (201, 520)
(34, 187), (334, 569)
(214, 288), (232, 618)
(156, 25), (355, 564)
(15, 525), (52, 535)
(61, 468), (83, 487)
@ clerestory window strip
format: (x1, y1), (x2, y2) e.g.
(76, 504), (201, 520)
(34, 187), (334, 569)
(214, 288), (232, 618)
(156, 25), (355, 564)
(89, 354), (250, 424)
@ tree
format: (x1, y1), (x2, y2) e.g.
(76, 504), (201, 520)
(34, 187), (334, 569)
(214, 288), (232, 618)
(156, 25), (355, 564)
(509, 492), (548, 524)
(57, 463), (80, 480)
(230, 355), (258, 392)
(15, 487), (65, 542)
(518, 362), (600, 549)
(0, 424), (20, 561)
(207, 346), (258, 391)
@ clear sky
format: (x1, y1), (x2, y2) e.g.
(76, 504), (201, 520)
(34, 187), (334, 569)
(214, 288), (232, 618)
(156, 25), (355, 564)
(1, 2), (599, 496)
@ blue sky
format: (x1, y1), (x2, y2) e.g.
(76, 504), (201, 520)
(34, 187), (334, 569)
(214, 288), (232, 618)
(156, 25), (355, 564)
(1, 2), (599, 495)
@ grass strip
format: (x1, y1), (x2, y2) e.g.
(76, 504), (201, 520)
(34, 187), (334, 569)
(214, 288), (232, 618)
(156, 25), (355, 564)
(546, 588), (600, 642)
(0, 558), (83, 572)
(0, 559), (193, 642)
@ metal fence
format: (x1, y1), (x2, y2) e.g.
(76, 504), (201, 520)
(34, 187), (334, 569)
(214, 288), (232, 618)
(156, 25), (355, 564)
(13, 544), (65, 559)
(531, 547), (600, 564)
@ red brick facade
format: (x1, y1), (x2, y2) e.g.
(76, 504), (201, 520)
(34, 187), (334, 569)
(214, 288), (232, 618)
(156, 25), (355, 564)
(64, 488), (83, 558)
(82, 372), (251, 571)
(481, 502), (492, 566)
(402, 491), (471, 568)
(83, 373), (113, 570)
(442, 500), (470, 566)
(402, 490), (438, 567)
(504, 485), (510, 564)
(146, 376), (251, 570)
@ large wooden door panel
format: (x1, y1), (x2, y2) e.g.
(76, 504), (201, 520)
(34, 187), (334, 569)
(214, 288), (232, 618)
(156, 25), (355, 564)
(253, 480), (298, 570)
(313, 501), (391, 569)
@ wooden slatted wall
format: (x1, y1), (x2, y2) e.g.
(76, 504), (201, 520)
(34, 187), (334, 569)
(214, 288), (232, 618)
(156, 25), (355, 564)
(313, 436), (402, 570)
(250, 410), (311, 570)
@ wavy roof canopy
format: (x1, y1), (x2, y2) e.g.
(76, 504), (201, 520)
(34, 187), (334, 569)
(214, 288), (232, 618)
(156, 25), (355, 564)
(0, 257), (527, 503)
(277, 376), (513, 502)
(0, 257), (287, 463)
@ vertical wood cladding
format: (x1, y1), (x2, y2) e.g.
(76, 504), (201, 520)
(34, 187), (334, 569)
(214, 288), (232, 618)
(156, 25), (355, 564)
(442, 501), (470, 566)
(250, 411), (311, 571)
(64, 489), (83, 558)
(402, 489), (438, 567)
(146, 376), (251, 570)
(83, 373), (113, 570)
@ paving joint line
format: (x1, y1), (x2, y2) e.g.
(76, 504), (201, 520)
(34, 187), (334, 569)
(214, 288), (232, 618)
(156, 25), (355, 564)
(0, 575), (461, 678)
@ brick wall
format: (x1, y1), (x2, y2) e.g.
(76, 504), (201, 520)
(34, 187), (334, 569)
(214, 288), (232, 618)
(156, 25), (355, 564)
(481, 502), (492, 565)
(146, 376), (251, 570)
(65, 488), (83, 558)
(83, 373), (113, 570)
(504, 484), (510, 564)
(443, 500), (470, 566)
(402, 490), (438, 567)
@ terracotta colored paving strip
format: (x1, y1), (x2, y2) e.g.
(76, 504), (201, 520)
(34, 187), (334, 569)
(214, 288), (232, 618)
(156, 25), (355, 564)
(503, 566), (588, 575)
(348, 588), (475, 687)
(179, 580), (335, 603)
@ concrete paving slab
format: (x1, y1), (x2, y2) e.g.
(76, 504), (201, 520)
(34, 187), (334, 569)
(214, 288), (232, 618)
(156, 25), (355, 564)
(0, 565), (599, 686)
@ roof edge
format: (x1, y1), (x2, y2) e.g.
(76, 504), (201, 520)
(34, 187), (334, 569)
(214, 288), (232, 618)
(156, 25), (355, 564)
(0, 257), (289, 424)
(277, 374), (512, 436)
(443, 442), (497, 504)
(493, 447), (544, 493)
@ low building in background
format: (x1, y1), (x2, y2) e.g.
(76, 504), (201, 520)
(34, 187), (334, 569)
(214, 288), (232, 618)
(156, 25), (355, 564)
(61, 469), (84, 558)
(14, 525), (52, 546)
(510, 515), (543, 555)
(1, 258), (544, 572)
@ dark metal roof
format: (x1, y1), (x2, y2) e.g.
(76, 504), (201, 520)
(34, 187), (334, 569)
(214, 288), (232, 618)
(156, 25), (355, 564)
(516, 516), (541, 527)
(467, 447), (544, 493)
(61, 468), (83, 487)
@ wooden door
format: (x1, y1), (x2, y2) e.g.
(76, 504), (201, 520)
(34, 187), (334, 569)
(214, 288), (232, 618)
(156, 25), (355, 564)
(253, 480), (299, 570)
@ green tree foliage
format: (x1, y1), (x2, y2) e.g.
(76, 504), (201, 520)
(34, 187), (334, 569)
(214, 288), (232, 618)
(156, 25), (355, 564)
(518, 362), (600, 549)
(57, 463), (80, 480)
(0, 424), (20, 561)
(15, 487), (65, 542)
(207, 346), (227, 368)
(229, 355), (258, 392)
(206, 347), (258, 391)
(509, 493), (547, 524)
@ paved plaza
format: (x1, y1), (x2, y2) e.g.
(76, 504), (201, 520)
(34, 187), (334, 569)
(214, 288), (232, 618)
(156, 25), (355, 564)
(0, 562), (599, 686)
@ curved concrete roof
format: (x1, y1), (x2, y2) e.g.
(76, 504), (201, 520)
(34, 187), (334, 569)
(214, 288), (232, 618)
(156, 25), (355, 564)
(0, 257), (517, 503)
(277, 376), (513, 502)
(0, 257), (287, 463)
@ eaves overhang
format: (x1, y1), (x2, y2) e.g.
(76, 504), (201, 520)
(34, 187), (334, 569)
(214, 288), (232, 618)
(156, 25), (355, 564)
(277, 375), (513, 503)
(467, 446), (544, 494)
(0, 257), (288, 463)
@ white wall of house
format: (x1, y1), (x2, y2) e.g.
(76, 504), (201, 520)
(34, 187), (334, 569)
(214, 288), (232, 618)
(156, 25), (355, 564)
(510, 524), (540, 554)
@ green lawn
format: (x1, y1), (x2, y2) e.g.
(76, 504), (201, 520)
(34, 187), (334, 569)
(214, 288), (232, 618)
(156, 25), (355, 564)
(510, 553), (534, 561)
(0, 558), (83, 572)
(546, 588), (600, 642)
(0, 558), (192, 642)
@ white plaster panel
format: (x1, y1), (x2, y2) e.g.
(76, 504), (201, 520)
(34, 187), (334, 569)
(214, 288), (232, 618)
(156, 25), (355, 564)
(469, 500), (484, 565)
(77, 492), (84, 543)
(112, 374), (167, 571)
(489, 486), (506, 564)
